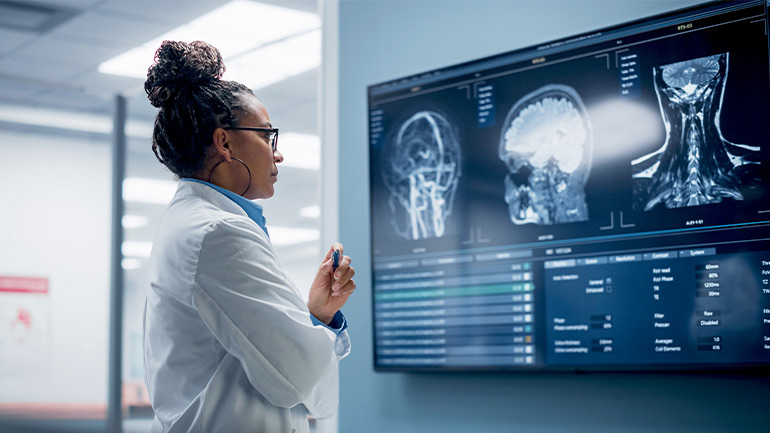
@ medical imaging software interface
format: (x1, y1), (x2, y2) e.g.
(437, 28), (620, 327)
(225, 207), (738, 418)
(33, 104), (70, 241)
(368, 0), (770, 371)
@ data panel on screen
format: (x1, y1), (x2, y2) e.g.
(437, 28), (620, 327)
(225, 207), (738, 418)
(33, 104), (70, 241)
(368, 0), (770, 371)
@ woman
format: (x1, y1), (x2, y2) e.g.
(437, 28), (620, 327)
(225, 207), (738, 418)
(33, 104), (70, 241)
(143, 40), (356, 433)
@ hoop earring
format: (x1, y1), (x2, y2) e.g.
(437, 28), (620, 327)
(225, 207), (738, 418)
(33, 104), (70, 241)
(208, 157), (252, 196)
(233, 158), (251, 196)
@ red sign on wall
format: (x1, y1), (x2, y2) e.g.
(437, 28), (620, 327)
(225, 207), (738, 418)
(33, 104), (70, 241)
(0, 276), (49, 294)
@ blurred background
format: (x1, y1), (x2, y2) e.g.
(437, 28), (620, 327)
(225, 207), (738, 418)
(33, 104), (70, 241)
(0, 0), (323, 431)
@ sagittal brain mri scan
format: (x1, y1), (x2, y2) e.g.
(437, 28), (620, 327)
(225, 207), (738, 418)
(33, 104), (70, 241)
(382, 110), (462, 240)
(499, 84), (592, 225)
(632, 53), (761, 211)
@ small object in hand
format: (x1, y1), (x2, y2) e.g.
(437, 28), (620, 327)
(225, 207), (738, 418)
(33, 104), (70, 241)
(332, 249), (340, 271)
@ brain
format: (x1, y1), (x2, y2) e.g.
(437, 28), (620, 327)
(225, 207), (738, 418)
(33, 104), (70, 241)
(381, 110), (462, 239)
(503, 96), (586, 173)
(661, 55), (720, 88)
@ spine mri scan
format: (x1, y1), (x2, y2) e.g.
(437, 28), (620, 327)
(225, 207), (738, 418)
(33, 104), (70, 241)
(632, 53), (760, 210)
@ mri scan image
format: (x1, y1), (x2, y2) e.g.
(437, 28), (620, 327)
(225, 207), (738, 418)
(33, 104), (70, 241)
(381, 110), (462, 240)
(632, 53), (761, 210)
(499, 84), (592, 225)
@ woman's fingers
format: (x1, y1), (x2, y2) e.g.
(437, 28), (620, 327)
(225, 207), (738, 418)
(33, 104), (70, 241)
(332, 279), (357, 297)
(332, 260), (355, 291)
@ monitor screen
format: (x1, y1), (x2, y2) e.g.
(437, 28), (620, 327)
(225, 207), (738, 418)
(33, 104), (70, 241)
(367, 0), (770, 371)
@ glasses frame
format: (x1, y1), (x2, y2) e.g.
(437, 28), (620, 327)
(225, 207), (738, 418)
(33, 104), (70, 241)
(224, 126), (279, 152)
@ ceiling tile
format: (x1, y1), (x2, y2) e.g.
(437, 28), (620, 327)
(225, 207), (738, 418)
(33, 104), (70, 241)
(0, 0), (321, 276)
(0, 28), (37, 57)
(257, 68), (318, 135)
(272, 102), (318, 136)
(49, 12), (169, 47)
(0, 55), (85, 86)
(95, 0), (231, 25)
(30, 87), (113, 112)
(70, 69), (144, 96)
(259, 0), (318, 14)
(27, 0), (103, 11)
(0, 78), (43, 102)
(259, 67), (319, 101)
(17, 37), (126, 68)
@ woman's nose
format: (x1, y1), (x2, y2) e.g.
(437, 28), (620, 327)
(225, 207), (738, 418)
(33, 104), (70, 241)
(274, 149), (284, 164)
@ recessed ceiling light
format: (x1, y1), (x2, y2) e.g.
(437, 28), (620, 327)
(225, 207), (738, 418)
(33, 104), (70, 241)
(121, 258), (143, 270)
(98, 0), (320, 90)
(224, 29), (320, 90)
(122, 215), (150, 229)
(300, 205), (320, 218)
(123, 177), (178, 204)
(0, 103), (153, 137)
(122, 241), (153, 258)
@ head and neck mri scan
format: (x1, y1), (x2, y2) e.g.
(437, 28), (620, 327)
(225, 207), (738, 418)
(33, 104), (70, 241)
(382, 111), (462, 240)
(498, 84), (593, 226)
(632, 53), (761, 211)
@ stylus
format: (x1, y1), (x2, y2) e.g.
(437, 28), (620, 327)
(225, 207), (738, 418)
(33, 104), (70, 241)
(332, 249), (340, 271)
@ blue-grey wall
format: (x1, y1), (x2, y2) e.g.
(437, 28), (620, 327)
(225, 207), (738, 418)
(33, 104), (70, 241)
(334, 1), (770, 432)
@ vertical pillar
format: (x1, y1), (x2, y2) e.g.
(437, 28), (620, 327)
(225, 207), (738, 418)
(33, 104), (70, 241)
(107, 94), (127, 433)
(319, 2), (340, 433)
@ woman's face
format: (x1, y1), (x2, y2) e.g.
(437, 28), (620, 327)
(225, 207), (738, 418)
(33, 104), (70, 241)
(228, 95), (284, 200)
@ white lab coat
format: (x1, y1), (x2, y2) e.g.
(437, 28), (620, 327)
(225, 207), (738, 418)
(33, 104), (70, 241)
(144, 180), (350, 433)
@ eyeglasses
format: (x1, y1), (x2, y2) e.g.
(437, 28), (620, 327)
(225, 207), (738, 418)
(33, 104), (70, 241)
(224, 126), (279, 152)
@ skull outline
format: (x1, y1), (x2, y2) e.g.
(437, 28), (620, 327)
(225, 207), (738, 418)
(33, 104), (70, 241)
(498, 84), (593, 225)
(381, 110), (462, 240)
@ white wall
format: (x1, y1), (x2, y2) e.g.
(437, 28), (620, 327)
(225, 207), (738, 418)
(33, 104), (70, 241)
(0, 129), (110, 411)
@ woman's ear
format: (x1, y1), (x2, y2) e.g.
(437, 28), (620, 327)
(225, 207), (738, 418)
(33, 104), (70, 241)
(212, 127), (232, 161)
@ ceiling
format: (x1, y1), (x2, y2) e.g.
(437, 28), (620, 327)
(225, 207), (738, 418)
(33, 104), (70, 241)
(0, 0), (319, 130)
(0, 0), (324, 288)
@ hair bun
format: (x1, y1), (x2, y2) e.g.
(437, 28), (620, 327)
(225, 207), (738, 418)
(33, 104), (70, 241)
(145, 40), (226, 108)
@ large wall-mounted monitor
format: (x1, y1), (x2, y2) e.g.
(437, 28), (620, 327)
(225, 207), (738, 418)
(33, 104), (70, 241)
(367, 0), (770, 371)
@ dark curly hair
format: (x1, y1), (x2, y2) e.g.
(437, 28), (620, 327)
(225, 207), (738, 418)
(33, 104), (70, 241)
(144, 40), (252, 178)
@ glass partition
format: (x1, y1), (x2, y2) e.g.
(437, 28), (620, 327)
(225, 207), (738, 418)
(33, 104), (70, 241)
(0, 123), (112, 421)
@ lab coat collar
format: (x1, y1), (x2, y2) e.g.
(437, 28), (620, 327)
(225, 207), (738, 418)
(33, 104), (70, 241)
(180, 178), (269, 237)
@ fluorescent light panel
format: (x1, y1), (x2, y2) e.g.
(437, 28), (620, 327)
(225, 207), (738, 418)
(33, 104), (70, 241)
(225, 29), (320, 90)
(98, 1), (320, 90)
(300, 205), (320, 218)
(279, 132), (320, 170)
(122, 258), (143, 270)
(122, 214), (150, 229)
(123, 177), (177, 204)
(122, 241), (153, 258)
(0, 103), (153, 137)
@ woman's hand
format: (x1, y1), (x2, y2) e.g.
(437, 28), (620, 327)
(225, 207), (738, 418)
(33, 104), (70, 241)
(307, 242), (356, 325)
